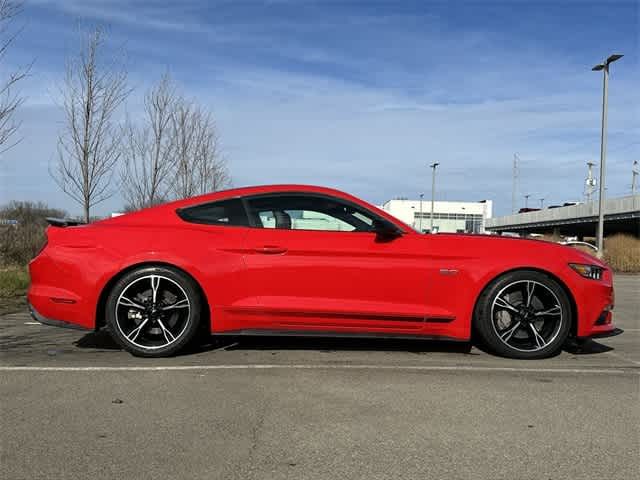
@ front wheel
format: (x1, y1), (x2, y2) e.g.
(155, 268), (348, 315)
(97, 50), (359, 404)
(474, 270), (571, 359)
(105, 266), (203, 357)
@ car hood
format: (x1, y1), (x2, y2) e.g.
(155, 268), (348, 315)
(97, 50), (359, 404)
(422, 233), (607, 268)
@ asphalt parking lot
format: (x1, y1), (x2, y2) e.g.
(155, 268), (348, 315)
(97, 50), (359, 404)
(1, 275), (638, 480)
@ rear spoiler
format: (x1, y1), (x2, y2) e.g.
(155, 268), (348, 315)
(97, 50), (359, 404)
(46, 217), (86, 227)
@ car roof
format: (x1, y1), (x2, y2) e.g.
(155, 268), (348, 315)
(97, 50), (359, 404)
(100, 184), (415, 232)
(168, 184), (357, 208)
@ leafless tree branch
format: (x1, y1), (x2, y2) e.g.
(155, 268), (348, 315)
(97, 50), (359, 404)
(51, 26), (130, 222)
(170, 98), (229, 200)
(0, 0), (29, 153)
(120, 73), (177, 210)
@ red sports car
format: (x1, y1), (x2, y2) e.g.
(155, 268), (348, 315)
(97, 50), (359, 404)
(28, 185), (618, 359)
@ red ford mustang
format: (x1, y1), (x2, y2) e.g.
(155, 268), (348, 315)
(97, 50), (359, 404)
(28, 184), (618, 359)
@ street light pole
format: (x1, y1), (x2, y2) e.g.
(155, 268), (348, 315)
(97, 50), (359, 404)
(419, 193), (424, 233)
(524, 194), (531, 209)
(429, 162), (439, 233)
(539, 197), (545, 209)
(592, 53), (623, 258)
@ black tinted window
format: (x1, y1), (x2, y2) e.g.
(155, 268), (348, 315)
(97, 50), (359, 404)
(177, 199), (249, 226)
(246, 194), (377, 232)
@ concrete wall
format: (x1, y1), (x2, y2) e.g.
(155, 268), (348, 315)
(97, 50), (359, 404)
(486, 195), (639, 232)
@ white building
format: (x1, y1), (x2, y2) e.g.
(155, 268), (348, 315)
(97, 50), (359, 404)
(380, 198), (493, 234)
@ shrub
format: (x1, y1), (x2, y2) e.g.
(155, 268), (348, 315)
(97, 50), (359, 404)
(0, 201), (67, 266)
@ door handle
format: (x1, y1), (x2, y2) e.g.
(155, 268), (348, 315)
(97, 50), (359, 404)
(254, 245), (288, 255)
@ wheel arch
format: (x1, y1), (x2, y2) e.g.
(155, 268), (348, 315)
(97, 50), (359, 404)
(472, 267), (578, 338)
(95, 261), (211, 332)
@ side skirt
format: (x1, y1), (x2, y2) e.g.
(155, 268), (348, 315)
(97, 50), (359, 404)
(216, 329), (466, 343)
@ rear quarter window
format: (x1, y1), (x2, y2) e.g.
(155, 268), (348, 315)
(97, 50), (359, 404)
(177, 199), (249, 226)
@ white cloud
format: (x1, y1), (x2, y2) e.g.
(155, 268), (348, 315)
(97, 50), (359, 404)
(2, 2), (638, 217)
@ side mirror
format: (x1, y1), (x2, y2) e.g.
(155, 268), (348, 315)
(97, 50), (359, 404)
(371, 219), (402, 238)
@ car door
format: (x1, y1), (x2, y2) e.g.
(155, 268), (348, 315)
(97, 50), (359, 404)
(173, 197), (255, 332)
(240, 192), (454, 335)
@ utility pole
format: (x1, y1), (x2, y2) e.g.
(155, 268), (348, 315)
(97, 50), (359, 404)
(585, 161), (597, 202)
(419, 193), (424, 232)
(524, 194), (531, 209)
(592, 53), (623, 258)
(429, 162), (439, 233)
(632, 160), (639, 195)
(512, 153), (519, 214)
(539, 197), (545, 209)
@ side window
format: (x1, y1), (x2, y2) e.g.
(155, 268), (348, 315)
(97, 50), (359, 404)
(246, 195), (377, 232)
(177, 199), (249, 226)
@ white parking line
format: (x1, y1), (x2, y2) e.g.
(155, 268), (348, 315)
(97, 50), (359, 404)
(24, 322), (40, 325)
(0, 364), (636, 375)
(604, 351), (640, 366)
(210, 342), (239, 352)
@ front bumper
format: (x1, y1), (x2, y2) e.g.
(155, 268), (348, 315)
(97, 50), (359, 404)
(588, 327), (624, 339)
(574, 269), (618, 339)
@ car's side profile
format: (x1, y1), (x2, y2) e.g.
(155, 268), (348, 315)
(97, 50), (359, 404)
(28, 185), (618, 359)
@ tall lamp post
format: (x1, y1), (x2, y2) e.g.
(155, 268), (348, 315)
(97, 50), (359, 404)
(429, 163), (439, 233)
(592, 53), (623, 258)
(419, 193), (424, 232)
(524, 194), (531, 209)
(539, 197), (545, 209)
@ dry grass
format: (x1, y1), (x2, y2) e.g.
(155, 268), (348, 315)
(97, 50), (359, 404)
(0, 266), (29, 315)
(603, 234), (640, 273)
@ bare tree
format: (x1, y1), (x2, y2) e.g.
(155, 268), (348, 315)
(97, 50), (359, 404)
(193, 109), (229, 194)
(170, 100), (229, 199)
(52, 27), (129, 222)
(0, 0), (28, 152)
(171, 99), (198, 199)
(120, 74), (177, 210)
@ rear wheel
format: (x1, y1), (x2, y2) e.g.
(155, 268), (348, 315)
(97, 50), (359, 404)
(474, 270), (571, 359)
(105, 266), (202, 357)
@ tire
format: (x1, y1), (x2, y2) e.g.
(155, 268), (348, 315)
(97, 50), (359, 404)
(474, 270), (572, 359)
(105, 265), (203, 357)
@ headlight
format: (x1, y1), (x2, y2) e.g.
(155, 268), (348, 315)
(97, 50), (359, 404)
(569, 263), (603, 280)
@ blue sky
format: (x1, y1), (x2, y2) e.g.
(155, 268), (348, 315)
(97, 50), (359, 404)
(0, 0), (638, 216)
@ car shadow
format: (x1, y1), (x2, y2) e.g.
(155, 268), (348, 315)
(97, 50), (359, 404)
(563, 338), (614, 355)
(215, 336), (478, 355)
(74, 329), (121, 350)
(73, 329), (613, 357)
(74, 329), (479, 355)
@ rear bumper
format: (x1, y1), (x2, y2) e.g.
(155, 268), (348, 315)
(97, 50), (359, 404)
(28, 249), (98, 330)
(28, 303), (90, 331)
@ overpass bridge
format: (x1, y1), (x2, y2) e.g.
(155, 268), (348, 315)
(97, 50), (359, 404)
(486, 195), (640, 238)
